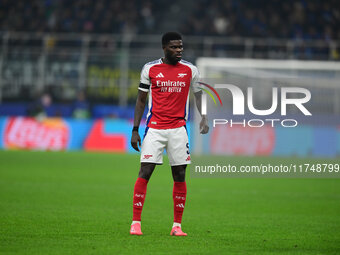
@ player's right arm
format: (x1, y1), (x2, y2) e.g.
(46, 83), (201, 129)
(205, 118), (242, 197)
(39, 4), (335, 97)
(131, 90), (148, 152)
(131, 64), (151, 152)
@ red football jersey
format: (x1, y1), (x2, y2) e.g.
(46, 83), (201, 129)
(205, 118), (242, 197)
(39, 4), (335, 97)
(138, 59), (200, 129)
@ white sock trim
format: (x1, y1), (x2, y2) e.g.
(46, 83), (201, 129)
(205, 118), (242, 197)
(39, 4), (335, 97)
(172, 222), (181, 228)
(132, 221), (141, 226)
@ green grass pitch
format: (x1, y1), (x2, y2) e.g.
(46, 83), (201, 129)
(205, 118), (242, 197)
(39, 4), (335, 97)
(0, 150), (339, 255)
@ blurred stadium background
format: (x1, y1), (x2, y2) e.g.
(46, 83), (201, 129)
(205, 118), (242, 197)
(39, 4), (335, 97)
(0, 1), (340, 254)
(0, 0), (339, 155)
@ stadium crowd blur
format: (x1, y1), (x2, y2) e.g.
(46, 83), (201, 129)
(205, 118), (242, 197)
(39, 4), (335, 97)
(0, 0), (339, 40)
(0, 0), (339, 118)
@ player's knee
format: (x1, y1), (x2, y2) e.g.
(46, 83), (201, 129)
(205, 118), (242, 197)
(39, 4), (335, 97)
(172, 166), (186, 182)
(138, 163), (155, 180)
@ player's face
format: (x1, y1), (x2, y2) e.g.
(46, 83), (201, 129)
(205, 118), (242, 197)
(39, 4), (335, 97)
(163, 40), (183, 64)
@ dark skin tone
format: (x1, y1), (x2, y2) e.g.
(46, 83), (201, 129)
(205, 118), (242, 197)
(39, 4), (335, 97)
(131, 39), (209, 182)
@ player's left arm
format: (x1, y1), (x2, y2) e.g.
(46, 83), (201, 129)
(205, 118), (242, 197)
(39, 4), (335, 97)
(191, 65), (209, 134)
(194, 91), (209, 134)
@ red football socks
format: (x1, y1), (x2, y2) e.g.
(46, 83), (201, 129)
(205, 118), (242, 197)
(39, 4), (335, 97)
(132, 177), (148, 221)
(133, 179), (187, 224)
(173, 181), (187, 223)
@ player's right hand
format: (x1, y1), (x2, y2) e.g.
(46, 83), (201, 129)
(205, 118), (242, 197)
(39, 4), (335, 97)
(131, 131), (141, 152)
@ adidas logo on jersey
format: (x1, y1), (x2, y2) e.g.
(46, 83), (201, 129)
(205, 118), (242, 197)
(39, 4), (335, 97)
(178, 73), (187, 78)
(156, 72), (164, 78)
(134, 202), (143, 207)
(176, 203), (185, 208)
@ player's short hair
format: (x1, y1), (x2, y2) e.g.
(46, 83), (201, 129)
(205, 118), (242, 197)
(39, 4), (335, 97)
(162, 32), (182, 46)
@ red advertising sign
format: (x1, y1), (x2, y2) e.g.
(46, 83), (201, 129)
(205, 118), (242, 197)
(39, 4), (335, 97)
(84, 120), (126, 152)
(210, 125), (275, 155)
(4, 117), (69, 150)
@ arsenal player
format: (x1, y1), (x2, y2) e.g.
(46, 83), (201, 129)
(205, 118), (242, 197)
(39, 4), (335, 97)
(130, 32), (209, 236)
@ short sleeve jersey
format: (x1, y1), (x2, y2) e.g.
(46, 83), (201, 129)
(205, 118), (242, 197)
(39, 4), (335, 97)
(138, 58), (200, 129)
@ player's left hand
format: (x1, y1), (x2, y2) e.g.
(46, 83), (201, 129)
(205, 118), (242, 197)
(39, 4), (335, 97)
(199, 116), (209, 134)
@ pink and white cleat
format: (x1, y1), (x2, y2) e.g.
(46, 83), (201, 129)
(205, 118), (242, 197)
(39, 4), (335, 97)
(170, 226), (187, 236)
(130, 222), (143, 235)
